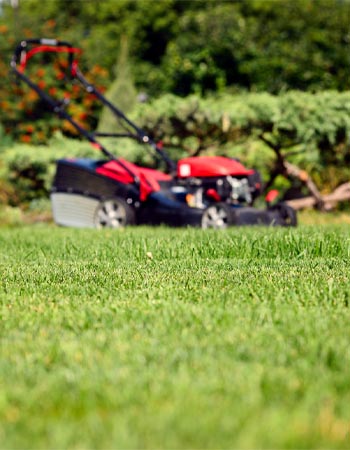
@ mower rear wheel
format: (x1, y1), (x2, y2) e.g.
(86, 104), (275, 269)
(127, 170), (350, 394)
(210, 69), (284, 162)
(277, 202), (297, 227)
(201, 203), (234, 229)
(94, 198), (135, 228)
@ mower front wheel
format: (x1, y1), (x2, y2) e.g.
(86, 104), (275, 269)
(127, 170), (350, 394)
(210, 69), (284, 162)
(201, 203), (235, 229)
(94, 197), (135, 228)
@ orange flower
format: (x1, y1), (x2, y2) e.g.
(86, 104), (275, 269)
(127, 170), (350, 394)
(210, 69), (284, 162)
(49, 87), (57, 96)
(91, 65), (108, 77)
(0, 100), (9, 109)
(82, 98), (92, 107)
(36, 68), (46, 78)
(56, 72), (65, 80)
(20, 134), (32, 143)
(45, 19), (56, 29)
(0, 25), (8, 34)
(27, 91), (38, 101)
(59, 60), (69, 69)
(63, 121), (77, 134)
(25, 125), (34, 133)
(23, 29), (33, 38)
(38, 80), (46, 89)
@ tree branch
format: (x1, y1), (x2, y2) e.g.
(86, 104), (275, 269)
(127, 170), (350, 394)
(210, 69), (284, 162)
(286, 182), (350, 210)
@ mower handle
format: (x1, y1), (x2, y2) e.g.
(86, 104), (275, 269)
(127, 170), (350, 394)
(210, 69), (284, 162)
(10, 38), (121, 163)
(11, 38), (81, 75)
(11, 38), (177, 174)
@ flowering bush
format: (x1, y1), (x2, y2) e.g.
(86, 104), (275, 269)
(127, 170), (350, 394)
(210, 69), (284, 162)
(0, 22), (109, 144)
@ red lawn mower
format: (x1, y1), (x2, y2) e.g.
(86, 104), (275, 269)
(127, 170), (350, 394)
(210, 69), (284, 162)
(11, 39), (297, 229)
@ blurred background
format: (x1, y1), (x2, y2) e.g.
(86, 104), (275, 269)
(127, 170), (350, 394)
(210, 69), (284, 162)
(0, 0), (350, 219)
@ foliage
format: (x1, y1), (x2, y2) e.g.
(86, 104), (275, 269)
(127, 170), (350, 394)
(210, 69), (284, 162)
(238, 0), (350, 93)
(1, 225), (350, 448)
(97, 36), (137, 133)
(0, 204), (23, 226)
(0, 133), (95, 205)
(0, 0), (349, 183)
(135, 0), (350, 96)
(133, 90), (350, 190)
(0, 0), (349, 100)
(0, 122), (13, 149)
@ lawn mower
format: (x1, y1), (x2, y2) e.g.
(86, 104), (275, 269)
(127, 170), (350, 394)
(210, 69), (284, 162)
(11, 39), (297, 229)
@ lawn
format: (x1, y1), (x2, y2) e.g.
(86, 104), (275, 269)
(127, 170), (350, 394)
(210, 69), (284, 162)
(1, 224), (350, 449)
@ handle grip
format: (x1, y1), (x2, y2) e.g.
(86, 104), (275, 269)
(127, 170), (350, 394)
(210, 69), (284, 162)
(11, 39), (81, 75)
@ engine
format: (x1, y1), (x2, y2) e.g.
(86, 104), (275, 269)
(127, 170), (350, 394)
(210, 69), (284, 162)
(175, 156), (262, 208)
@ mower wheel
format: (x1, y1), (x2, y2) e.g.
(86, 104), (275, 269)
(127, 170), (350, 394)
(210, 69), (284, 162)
(201, 203), (234, 229)
(274, 202), (297, 227)
(94, 197), (135, 228)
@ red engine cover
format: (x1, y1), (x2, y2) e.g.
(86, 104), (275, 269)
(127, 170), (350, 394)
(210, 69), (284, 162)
(96, 159), (172, 201)
(96, 159), (171, 185)
(177, 156), (255, 178)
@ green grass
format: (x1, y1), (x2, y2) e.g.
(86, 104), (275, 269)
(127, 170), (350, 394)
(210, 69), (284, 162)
(1, 224), (350, 449)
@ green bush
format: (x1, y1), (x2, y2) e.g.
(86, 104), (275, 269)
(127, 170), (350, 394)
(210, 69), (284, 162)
(133, 90), (350, 190)
(0, 134), (93, 206)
